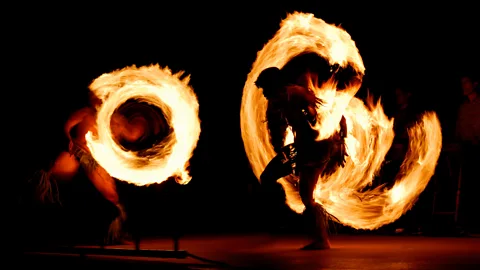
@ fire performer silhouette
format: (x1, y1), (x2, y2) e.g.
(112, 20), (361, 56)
(255, 63), (348, 250)
(32, 92), (149, 244)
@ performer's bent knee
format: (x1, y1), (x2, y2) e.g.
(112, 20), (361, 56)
(50, 151), (80, 180)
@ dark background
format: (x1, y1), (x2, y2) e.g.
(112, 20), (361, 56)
(10, 2), (479, 243)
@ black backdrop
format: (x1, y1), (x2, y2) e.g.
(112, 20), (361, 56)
(9, 2), (479, 240)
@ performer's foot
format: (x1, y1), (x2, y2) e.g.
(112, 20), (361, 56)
(104, 231), (134, 246)
(301, 240), (331, 250)
(105, 206), (128, 245)
(113, 238), (134, 246)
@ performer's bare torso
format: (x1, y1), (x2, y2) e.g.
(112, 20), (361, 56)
(269, 85), (326, 162)
(283, 86), (319, 142)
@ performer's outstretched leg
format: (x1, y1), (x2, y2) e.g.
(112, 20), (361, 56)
(85, 165), (119, 205)
(299, 166), (330, 250)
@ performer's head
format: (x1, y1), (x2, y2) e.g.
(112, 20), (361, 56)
(255, 67), (285, 100)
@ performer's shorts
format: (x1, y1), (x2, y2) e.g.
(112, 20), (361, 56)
(70, 143), (99, 174)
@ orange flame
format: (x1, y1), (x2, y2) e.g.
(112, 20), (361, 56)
(240, 12), (442, 229)
(85, 64), (201, 186)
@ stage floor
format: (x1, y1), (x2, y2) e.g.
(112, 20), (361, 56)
(22, 233), (480, 269)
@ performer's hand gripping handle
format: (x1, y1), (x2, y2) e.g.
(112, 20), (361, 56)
(339, 115), (347, 139)
(336, 115), (348, 167)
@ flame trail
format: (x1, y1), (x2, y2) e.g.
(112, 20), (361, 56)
(240, 12), (442, 229)
(86, 64), (201, 186)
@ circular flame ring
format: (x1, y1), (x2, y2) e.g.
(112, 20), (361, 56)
(240, 12), (442, 229)
(86, 65), (201, 186)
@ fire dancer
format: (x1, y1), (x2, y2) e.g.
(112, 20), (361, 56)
(256, 65), (347, 250)
(32, 91), (148, 244)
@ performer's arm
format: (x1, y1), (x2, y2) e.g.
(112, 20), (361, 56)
(286, 85), (322, 125)
(331, 115), (348, 168)
(266, 103), (289, 153)
(111, 113), (147, 143)
(64, 107), (92, 139)
(123, 117), (147, 142)
(454, 110), (464, 143)
(110, 113), (129, 140)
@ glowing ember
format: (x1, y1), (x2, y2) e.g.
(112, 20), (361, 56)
(240, 12), (442, 229)
(86, 64), (201, 186)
